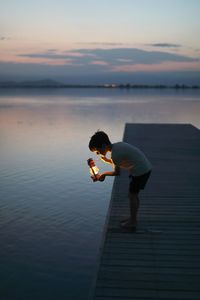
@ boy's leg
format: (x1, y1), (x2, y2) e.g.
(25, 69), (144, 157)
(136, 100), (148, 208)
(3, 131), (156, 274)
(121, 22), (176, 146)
(121, 191), (139, 228)
(129, 191), (139, 226)
(120, 171), (151, 228)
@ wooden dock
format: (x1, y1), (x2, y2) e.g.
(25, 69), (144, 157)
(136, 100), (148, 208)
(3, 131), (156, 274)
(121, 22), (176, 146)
(89, 124), (200, 300)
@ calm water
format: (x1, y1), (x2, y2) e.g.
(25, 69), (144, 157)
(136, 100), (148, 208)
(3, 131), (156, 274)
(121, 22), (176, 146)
(0, 88), (200, 299)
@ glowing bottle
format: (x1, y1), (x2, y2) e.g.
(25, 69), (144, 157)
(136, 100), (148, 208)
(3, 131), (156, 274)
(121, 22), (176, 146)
(87, 158), (100, 182)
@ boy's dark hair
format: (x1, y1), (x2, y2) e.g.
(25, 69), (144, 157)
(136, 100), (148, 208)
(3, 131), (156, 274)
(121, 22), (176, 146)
(89, 131), (111, 151)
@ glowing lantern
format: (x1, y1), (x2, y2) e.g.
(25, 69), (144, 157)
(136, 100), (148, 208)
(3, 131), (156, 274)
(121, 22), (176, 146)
(87, 158), (100, 182)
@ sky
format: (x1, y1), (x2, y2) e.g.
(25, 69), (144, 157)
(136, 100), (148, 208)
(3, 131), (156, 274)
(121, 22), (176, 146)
(0, 0), (200, 84)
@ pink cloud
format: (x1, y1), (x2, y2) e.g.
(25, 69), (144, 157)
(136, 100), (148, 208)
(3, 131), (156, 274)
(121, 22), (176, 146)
(90, 60), (109, 66)
(0, 51), (74, 65)
(112, 61), (200, 72)
(65, 51), (96, 58)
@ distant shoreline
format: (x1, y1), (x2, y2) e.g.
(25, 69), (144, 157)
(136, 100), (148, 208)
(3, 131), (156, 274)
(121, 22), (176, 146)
(0, 83), (199, 89)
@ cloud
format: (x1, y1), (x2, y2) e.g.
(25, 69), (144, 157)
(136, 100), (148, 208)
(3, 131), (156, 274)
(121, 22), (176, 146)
(47, 49), (59, 52)
(18, 47), (198, 67)
(0, 36), (7, 41)
(77, 42), (128, 46)
(149, 43), (181, 48)
(2, 47), (198, 84)
(18, 50), (96, 64)
(90, 60), (109, 66)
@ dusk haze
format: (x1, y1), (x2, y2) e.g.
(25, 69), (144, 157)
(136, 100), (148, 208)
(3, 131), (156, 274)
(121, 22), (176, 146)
(0, 0), (200, 84)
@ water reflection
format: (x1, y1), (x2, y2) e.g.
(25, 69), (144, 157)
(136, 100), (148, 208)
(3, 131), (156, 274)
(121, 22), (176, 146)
(0, 88), (200, 299)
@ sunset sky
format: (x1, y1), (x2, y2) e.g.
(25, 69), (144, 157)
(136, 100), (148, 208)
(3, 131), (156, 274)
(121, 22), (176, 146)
(0, 0), (200, 84)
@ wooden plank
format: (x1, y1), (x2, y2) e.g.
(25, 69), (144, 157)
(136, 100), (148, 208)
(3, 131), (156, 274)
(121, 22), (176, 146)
(88, 124), (200, 300)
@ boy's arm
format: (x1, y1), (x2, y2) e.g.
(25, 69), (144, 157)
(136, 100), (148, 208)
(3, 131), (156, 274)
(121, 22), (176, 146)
(99, 165), (120, 181)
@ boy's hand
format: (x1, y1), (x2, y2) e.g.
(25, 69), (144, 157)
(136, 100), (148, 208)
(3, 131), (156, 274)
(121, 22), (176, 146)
(99, 174), (106, 182)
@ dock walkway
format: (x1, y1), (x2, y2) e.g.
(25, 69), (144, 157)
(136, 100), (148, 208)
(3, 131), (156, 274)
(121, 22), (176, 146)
(89, 124), (200, 300)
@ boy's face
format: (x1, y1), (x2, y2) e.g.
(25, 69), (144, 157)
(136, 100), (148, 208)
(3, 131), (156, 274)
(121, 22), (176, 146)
(93, 146), (107, 157)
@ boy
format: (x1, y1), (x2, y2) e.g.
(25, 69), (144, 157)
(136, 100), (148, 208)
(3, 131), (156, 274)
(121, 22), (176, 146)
(88, 131), (152, 229)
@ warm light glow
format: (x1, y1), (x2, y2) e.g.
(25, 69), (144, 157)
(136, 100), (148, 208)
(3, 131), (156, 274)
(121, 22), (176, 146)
(90, 165), (99, 176)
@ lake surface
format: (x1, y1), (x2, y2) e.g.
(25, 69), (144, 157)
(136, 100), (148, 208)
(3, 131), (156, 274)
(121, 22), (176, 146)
(0, 88), (200, 299)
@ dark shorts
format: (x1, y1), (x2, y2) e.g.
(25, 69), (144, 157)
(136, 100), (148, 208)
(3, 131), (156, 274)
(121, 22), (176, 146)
(129, 171), (151, 194)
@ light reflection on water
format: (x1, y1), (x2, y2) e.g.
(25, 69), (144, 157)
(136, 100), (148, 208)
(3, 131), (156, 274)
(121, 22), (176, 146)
(0, 88), (200, 299)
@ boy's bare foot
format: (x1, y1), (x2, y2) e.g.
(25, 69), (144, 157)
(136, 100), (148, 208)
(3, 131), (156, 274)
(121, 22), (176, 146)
(120, 218), (137, 228)
(120, 217), (130, 223)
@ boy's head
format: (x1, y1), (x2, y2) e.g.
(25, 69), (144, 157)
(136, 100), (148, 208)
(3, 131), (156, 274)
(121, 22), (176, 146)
(89, 131), (111, 156)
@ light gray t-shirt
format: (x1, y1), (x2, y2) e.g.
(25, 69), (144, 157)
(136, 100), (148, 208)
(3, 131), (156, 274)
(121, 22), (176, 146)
(111, 142), (152, 176)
